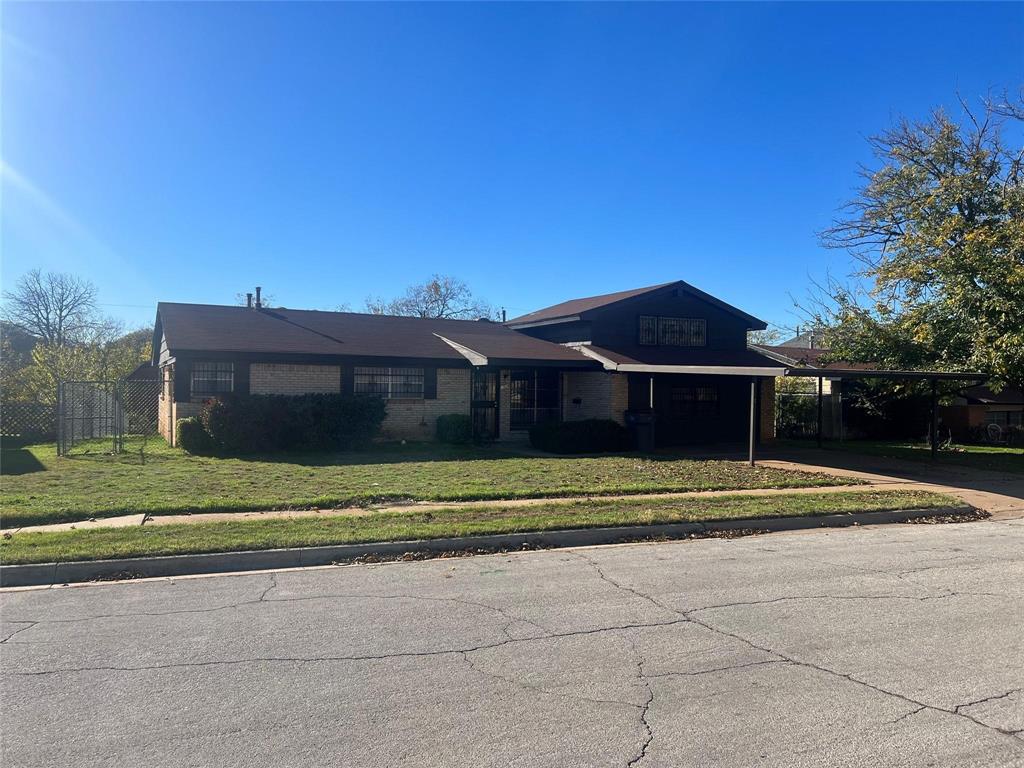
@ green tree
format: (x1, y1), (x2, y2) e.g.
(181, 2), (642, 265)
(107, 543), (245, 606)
(813, 92), (1024, 389)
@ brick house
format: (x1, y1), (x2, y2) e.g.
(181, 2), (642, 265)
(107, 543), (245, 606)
(152, 281), (785, 447)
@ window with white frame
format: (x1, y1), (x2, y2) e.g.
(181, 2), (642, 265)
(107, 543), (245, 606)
(191, 362), (234, 397)
(354, 366), (425, 399)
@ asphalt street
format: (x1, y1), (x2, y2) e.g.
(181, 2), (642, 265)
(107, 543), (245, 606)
(2, 519), (1023, 767)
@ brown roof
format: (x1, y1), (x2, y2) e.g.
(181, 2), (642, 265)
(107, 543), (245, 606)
(961, 384), (1024, 405)
(754, 345), (877, 371)
(155, 303), (593, 365)
(506, 280), (767, 329)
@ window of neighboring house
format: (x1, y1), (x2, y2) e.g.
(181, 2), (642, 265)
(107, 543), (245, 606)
(509, 369), (560, 430)
(986, 410), (1023, 427)
(658, 317), (706, 346)
(354, 366), (425, 399)
(669, 386), (719, 419)
(638, 316), (658, 345)
(191, 362), (234, 397)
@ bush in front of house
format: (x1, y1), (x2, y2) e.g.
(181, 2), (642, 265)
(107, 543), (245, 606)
(175, 416), (215, 455)
(528, 419), (630, 454)
(198, 393), (386, 453)
(436, 413), (473, 444)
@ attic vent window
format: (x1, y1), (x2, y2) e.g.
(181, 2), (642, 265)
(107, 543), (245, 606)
(638, 316), (707, 347)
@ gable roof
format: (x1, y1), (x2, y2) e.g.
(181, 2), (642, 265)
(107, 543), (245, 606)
(506, 280), (767, 330)
(154, 303), (594, 367)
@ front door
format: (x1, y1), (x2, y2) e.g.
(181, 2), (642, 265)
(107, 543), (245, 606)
(471, 370), (498, 441)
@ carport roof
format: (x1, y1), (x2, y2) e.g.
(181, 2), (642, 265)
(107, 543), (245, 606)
(576, 345), (788, 377)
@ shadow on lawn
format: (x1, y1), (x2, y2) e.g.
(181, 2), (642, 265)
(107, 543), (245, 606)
(0, 448), (46, 476)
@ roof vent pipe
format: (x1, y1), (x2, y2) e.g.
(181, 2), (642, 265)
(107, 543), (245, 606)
(255, 286), (262, 308)
(501, 307), (506, 323)
(246, 293), (253, 308)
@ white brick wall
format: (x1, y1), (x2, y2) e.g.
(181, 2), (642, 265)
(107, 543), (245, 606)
(251, 364), (341, 396)
(379, 368), (470, 441)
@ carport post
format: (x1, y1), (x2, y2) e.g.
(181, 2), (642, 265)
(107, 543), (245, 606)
(748, 378), (756, 466)
(816, 376), (823, 448)
(930, 378), (938, 461)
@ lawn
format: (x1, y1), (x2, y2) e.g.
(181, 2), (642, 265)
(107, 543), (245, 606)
(0, 489), (958, 565)
(0, 439), (851, 528)
(811, 440), (1024, 474)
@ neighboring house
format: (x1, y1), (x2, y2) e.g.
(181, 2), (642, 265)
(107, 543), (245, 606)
(940, 384), (1024, 441)
(152, 281), (785, 447)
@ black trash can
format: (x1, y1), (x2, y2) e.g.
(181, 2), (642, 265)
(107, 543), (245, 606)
(625, 410), (656, 452)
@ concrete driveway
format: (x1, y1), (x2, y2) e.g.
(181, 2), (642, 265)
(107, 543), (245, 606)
(2, 519), (1023, 767)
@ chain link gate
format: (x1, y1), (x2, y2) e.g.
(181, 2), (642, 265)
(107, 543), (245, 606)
(57, 379), (161, 456)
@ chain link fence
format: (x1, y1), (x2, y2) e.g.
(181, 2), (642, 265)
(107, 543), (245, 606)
(57, 379), (161, 456)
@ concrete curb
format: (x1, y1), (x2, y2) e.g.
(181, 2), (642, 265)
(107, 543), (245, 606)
(0, 505), (972, 588)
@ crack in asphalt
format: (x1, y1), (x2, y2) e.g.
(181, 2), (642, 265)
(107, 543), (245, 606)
(680, 611), (1024, 744)
(0, 622), (38, 644)
(0, 587), (552, 640)
(624, 635), (654, 768)
(572, 552), (1024, 747)
(955, 689), (1022, 715)
(458, 647), (640, 711)
(0, 618), (693, 677)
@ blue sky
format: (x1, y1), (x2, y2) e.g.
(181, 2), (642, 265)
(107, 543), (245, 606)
(2, 2), (1021, 332)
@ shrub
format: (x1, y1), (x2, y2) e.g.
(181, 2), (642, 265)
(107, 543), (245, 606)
(175, 417), (215, 455)
(200, 393), (386, 453)
(436, 413), (473, 444)
(529, 419), (629, 454)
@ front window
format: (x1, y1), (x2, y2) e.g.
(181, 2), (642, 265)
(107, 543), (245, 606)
(509, 369), (560, 430)
(191, 362), (234, 397)
(986, 410), (1023, 427)
(354, 366), (424, 399)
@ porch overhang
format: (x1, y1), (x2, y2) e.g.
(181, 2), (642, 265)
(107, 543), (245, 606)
(575, 345), (787, 377)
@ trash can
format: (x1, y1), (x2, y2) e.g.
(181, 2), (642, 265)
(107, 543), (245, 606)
(625, 410), (655, 452)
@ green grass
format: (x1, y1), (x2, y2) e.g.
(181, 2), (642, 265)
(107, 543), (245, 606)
(0, 490), (958, 565)
(0, 439), (850, 529)
(810, 440), (1024, 474)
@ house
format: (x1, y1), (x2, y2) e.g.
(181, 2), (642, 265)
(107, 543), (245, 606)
(152, 281), (786, 448)
(940, 384), (1024, 441)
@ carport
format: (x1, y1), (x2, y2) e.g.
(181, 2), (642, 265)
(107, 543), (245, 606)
(746, 367), (988, 466)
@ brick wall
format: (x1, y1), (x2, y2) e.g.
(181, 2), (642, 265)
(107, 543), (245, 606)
(379, 368), (470, 441)
(561, 372), (627, 425)
(250, 363), (341, 396)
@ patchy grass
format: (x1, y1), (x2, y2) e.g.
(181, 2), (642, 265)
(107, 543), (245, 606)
(0, 490), (957, 565)
(0, 440), (850, 529)
(812, 440), (1024, 474)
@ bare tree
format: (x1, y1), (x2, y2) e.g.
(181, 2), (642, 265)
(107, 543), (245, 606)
(1, 269), (104, 346)
(365, 275), (495, 320)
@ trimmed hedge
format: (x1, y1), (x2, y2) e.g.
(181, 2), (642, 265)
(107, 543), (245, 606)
(528, 419), (630, 454)
(436, 413), (473, 444)
(195, 393), (386, 454)
(175, 417), (215, 455)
